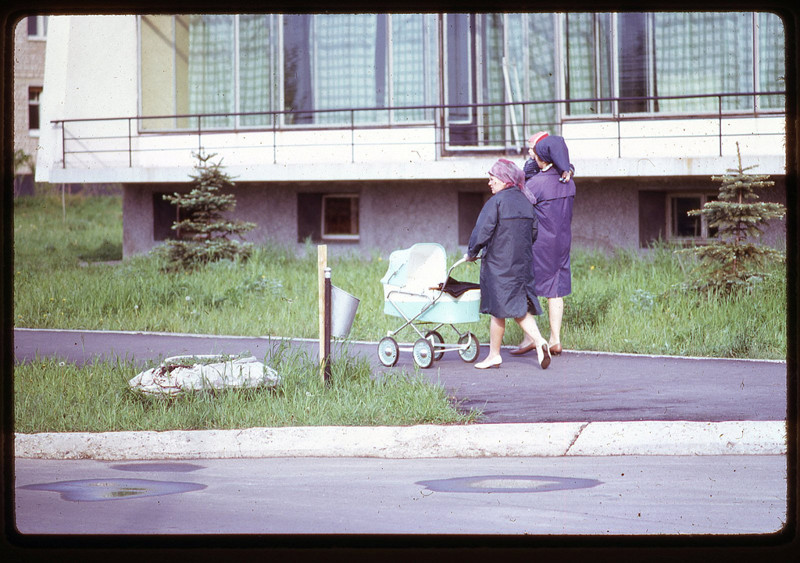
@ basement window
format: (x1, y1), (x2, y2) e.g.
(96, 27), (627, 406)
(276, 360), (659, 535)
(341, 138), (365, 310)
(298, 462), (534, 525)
(297, 193), (360, 242)
(668, 194), (718, 241)
(321, 194), (360, 241)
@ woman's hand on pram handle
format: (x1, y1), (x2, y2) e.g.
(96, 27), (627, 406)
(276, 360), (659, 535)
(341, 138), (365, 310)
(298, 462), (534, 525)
(463, 253), (479, 263)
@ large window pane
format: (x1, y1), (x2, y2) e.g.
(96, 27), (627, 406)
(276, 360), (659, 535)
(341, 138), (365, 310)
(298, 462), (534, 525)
(239, 15), (275, 127)
(188, 15), (234, 128)
(313, 14), (382, 125)
(757, 12), (785, 109)
(654, 12), (754, 113)
(391, 14), (437, 122)
(519, 13), (559, 134)
(618, 13), (649, 113)
(566, 13), (612, 116)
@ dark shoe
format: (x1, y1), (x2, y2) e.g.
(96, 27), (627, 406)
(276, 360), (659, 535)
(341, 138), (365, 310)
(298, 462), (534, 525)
(509, 342), (536, 356)
(549, 343), (563, 356)
(537, 343), (551, 370)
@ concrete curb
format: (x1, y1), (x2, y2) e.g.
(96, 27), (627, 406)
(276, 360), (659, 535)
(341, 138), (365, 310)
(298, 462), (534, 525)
(15, 420), (786, 460)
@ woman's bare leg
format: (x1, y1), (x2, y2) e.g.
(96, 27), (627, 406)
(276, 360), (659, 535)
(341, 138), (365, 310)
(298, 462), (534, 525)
(548, 297), (564, 349)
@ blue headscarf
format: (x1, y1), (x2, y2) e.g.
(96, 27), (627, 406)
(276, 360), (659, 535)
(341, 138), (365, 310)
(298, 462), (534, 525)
(534, 135), (571, 174)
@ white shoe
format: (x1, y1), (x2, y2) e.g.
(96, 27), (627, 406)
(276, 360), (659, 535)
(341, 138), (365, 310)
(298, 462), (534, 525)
(537, 343), (551, 370)
(475, 356), (502, 369)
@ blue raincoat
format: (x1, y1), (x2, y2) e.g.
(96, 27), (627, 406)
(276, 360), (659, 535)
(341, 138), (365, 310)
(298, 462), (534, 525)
(467, 187), (543, 318)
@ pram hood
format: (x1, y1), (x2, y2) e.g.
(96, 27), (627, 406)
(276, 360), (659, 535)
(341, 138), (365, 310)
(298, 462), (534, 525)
(380, 243), (448, 293)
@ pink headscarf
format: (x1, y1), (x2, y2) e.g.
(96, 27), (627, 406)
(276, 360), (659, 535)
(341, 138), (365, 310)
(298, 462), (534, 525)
(488, 158), (524, 189)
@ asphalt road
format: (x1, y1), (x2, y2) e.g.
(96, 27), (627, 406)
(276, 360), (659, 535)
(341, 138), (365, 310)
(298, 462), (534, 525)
(13, 455), (788, 536)
(8, 329), (795, 557)
(13, 328), (788, 423)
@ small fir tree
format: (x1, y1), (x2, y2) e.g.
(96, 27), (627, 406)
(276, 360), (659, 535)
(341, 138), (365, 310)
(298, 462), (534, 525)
(160, 152), (256, 270)
(680, 143), (785, 294)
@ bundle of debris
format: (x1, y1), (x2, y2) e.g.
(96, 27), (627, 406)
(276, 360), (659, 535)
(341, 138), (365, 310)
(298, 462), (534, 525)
(129, 355), (280, 396)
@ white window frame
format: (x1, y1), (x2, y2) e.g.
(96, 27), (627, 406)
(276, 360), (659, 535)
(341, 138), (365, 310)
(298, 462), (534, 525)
(28, 86), (42, 135)
(321, 194), (360, 241)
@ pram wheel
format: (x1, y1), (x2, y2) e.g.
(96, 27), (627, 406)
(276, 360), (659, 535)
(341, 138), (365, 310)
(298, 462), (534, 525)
(377, 337), (399, 367)
(412, 338), (435, 369)
(425, 330), (445, 361)
(458, 332), (480, 363)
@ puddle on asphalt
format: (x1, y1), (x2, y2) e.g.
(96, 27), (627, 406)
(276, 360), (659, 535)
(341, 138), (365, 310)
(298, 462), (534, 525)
(19, 478), (206, 502)
(416, 475), (602, 494)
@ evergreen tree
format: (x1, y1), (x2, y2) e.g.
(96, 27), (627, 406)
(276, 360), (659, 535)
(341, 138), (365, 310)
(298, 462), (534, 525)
(680, 143), (785, 293)
(160, 152), (255, 270)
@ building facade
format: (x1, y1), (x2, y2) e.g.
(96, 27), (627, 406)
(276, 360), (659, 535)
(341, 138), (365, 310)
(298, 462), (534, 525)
(13, 16), (47, 196)
(35, 13), (787, 257)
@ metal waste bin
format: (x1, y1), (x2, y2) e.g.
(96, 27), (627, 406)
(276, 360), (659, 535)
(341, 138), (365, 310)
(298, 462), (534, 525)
(330, 285), (360, 338)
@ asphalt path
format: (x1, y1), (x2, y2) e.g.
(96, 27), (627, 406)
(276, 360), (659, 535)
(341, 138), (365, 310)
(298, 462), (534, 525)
(13, 328), (788, 424)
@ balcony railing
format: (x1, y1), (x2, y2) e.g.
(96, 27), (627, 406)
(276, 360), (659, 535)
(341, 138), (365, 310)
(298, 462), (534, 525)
(51, 91), (785, 170)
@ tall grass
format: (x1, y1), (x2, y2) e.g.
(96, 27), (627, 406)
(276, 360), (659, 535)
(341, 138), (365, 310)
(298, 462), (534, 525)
(15, 343), (478, 433)
(13, 193), (787, 360)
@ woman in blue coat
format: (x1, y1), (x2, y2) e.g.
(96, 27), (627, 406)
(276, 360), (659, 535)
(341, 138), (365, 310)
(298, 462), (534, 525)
(515, 136), (576, 357)
(466, 159), (551, 370)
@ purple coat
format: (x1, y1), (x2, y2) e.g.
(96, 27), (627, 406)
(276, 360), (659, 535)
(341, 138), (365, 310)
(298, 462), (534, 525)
(521, 167), (575, 298)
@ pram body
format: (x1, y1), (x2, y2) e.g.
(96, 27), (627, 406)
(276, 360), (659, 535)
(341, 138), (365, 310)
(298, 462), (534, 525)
(378, 242), (481, 368)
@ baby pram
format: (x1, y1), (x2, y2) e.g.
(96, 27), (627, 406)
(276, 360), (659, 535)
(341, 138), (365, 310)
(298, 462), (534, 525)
(378, 242), (481, 368)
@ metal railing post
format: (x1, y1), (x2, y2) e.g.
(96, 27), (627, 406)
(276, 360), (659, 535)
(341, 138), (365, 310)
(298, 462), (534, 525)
(718, 95), (724, 157)
(128, 118), (133, 167)
(60, 122), (66, 169)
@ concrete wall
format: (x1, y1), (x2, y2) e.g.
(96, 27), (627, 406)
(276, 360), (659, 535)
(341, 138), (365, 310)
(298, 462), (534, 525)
(123, 179), (483, 258)
(123, 176), (787, 259)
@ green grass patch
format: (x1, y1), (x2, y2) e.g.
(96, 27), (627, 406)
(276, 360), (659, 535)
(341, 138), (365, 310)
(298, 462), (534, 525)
(15, 344), (479, 434)
(13, 193), (787, 360)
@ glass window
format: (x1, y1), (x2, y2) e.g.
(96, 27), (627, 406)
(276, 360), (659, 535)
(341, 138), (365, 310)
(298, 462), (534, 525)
(239, 15), (277, 127)
(28, 87), (42, 131)
(188, 15), (235, 128)
(669, 194), (717, 240)
(313, 14), (383, 124)
(322, 194), (359, 240)
(391, 14), (438, 122)
(618, 13), (651, 113)
(654, 12), (754, 112)
(27, 16), (47, 39)
(757, 12), (785, 109)
(565, 13), (613, 116)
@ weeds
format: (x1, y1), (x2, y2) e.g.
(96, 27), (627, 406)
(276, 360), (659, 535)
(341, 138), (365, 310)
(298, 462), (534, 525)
(13, 194), (787, 360)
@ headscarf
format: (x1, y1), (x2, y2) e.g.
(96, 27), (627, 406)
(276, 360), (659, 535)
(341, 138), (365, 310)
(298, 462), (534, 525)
(527, 131), (549, 148)
(533, 135), (571, 175)
(488, 158), (525, 190)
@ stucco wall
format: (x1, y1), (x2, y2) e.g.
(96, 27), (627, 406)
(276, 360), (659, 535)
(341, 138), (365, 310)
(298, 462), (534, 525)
(123, 180), (483, 258)
(123, 176), (787, 259)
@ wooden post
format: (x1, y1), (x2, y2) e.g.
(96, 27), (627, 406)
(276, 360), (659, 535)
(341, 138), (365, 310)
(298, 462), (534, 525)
(318, 245), (328, 381)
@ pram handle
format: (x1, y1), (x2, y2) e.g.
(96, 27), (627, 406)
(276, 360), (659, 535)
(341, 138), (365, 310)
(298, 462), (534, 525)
(448, 254), (479, 277)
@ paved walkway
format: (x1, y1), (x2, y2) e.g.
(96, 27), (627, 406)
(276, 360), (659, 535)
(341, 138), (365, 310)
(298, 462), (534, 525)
(13, 328), (789, 458)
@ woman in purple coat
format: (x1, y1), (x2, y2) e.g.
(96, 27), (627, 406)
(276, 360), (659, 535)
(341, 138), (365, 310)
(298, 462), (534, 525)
(514, 135), (576, 357)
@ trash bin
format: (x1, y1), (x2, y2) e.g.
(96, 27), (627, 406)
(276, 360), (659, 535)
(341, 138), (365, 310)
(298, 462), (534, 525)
(330, 285), (360, 338)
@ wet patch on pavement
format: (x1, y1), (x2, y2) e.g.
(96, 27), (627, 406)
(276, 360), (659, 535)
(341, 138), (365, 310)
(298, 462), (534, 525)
(19, 478), (206, 502)
(416, 474), (602, 493)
